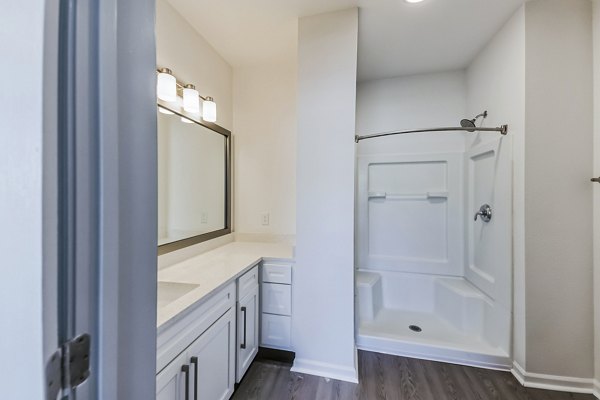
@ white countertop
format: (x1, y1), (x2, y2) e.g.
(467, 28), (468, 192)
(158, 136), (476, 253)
(157, 241), (294, 329)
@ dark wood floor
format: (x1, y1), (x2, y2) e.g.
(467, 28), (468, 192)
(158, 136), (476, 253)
(232, 351), (594, 400)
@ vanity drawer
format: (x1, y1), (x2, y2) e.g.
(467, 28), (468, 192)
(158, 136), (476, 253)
(262, 263), (292, 284)
(261, 314), (291, 349)
(238, 265), (259, 299)
(262, 283), (291, 316)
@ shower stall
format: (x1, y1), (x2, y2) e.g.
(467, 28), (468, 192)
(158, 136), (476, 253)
(354, 113), (512, 370)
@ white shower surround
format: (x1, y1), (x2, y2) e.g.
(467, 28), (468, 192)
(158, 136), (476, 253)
(355, 135), (512, 369)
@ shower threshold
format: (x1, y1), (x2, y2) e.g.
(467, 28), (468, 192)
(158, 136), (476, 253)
(357, 308), (511, 370)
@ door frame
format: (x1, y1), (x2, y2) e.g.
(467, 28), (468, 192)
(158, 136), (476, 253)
(43, 0), (158, 398)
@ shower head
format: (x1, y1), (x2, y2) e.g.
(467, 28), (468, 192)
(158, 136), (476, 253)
(460, 118), (477, 132)
(460, 110), (488, 132)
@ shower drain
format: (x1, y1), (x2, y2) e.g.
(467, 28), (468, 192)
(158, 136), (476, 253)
(409, 325), (422, 333)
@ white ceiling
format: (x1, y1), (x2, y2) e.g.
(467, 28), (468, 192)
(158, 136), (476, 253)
(165, 0), (525, 82)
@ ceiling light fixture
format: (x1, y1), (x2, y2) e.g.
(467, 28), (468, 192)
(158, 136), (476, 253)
(405, 0), (425, 3)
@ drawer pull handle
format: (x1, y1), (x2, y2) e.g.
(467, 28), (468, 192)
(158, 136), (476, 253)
(190, 356), (198, 400)
(241, 306), (247, 349)
(181, 364), (190, 400)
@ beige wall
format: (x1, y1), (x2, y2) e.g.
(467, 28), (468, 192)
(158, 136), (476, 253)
(156, 0), (233, 130)
(157, 0), (298, 242)
(524, 0), (594, 378)
(155, 0), (234, 264)
(232, 62), (297, 237)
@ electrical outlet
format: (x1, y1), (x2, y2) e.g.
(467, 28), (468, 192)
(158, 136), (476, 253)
(201, 212), (208, 224)
(261, 213), (270, 226)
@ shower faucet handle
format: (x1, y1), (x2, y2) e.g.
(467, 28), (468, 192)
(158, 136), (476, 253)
(474, 204), (492, 222)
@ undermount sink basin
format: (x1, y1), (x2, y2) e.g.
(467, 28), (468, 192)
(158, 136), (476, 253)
(157, 281), (199, 308)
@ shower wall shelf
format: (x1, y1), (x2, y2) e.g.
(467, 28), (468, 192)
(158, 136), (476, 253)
(368, 192), (449, 201)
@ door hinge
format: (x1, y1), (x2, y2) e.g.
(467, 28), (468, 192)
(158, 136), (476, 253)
(45, 333), (91, 400)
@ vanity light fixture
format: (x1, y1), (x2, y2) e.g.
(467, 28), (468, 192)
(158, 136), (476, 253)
(157, 68), (177, 102)
(156, 67), (217, 122)
(182, 84), (200, 114)
(202, 97), (217, 123)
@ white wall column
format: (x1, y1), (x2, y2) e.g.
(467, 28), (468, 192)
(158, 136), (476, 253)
(292, 8), (359, 383)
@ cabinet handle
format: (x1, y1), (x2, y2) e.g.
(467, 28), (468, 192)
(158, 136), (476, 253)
(241, 306), (247, 349)
(181, 365), (190, 400)
(190, 356), (198, 400)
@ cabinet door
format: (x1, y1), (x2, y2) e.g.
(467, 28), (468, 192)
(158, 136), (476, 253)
(237, 285), (259, 382)
(262, 283), (292, 315)
(261, 313), (291, 349)
(186, 308), (235, 400)
(156, 351), (190, 400)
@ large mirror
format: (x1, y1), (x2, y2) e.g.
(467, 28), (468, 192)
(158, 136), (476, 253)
(157, 101), (231, 255)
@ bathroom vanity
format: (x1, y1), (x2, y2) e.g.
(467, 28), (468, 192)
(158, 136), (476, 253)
(154, 92), (295, 399)
(156, 242), (294, 400)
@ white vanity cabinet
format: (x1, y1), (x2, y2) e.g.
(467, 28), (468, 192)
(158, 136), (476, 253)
(157, 266), (264, 399)
(156, 283), (236, 400)
(260, 261), (293, 350)
(156, 245), (294, 400)
(157, 309), (235, 400)
(156, 350), (189, 400)
(236, 266), (259, 382)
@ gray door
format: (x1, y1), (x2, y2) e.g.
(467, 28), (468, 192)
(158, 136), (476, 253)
(53, 0), (102, 398)
(47, 0), (158, 398)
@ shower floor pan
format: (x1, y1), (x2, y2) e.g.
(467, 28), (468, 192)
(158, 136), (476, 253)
(357, 308), (511, 370)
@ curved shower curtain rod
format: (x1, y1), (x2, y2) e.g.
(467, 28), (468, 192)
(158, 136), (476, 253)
(354, 111), (508, 143)
(355, 124), (508, 143)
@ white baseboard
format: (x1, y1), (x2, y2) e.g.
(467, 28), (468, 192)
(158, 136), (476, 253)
(512, 361), (596, 395)
(593, 378), (600, 399)
(291, 357), (359, 384)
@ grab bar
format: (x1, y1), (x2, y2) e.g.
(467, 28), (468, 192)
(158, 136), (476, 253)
(368, 192), (448, 200)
